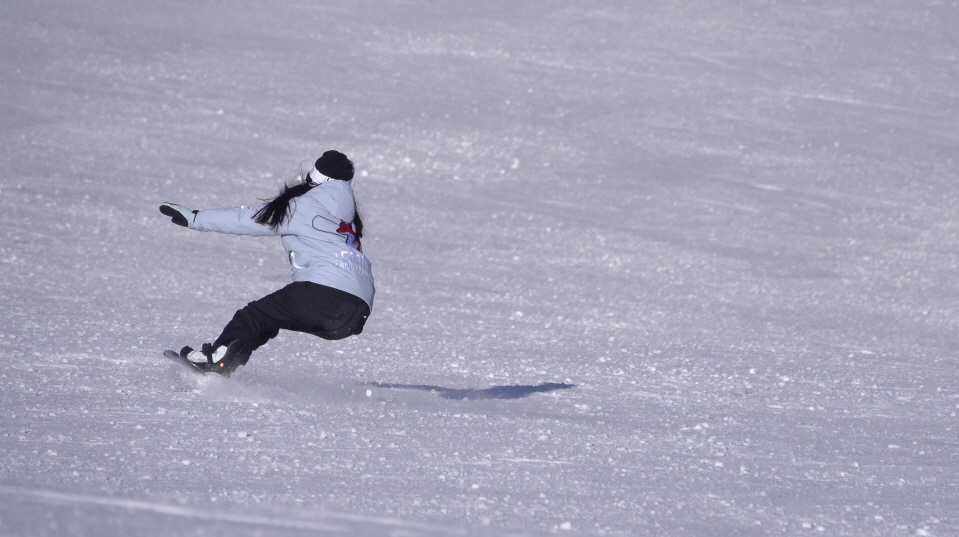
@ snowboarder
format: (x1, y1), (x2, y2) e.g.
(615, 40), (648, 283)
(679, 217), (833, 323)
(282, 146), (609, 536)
(159, 150), (374, 377)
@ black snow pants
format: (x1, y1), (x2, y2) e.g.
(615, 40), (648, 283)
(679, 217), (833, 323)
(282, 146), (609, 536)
(211, 281), (370, 365)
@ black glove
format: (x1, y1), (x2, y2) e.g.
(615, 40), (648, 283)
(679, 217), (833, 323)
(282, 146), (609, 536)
(159, 203), (197, 227)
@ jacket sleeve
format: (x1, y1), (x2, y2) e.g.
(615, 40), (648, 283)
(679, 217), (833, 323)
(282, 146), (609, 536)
(189, 205), (279, 237)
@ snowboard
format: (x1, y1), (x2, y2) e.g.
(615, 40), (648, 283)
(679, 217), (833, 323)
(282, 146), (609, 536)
(163, 349), (217, 374)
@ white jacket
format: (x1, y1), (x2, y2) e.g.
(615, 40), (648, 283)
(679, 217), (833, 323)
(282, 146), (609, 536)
(189, 180), (374, 309)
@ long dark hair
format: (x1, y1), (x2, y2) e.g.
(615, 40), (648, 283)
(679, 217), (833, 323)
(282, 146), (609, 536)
(353, 206), (364, 238)
(253, 181), (314, 231)
(253, 180), (364, 238)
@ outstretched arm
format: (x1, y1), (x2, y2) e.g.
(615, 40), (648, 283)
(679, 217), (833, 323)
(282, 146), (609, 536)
(158, 202), (278, 237)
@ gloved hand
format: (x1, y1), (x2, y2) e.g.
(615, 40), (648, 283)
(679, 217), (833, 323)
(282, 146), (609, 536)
(159, 202), (197, 227)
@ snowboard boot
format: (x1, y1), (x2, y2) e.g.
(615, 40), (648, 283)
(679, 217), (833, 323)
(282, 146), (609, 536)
(209, 339), (251, 378)
(177, 341), (249, 377)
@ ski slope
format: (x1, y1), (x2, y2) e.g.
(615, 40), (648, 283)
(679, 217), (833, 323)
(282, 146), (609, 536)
(1, 1), (958, 535)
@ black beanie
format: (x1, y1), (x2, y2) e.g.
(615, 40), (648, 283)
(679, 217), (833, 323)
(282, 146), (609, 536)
(314, 150), (354, 180)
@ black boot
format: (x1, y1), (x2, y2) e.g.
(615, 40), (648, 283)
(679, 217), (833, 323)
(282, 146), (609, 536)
(178, 341), (248, 377)
(209, 339), (251, 378)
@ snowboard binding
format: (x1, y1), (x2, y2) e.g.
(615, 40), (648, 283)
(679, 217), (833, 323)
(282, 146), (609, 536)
(177, 339), (250, 378)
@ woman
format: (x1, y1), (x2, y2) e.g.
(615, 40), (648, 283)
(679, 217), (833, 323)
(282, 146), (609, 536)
(159, 150), (374, 377)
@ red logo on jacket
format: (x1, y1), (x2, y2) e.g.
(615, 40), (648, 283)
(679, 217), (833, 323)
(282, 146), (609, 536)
(337, 222), (362, 252)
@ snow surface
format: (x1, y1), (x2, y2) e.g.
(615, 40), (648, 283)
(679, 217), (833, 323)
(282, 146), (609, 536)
(2, 1), (958, 535)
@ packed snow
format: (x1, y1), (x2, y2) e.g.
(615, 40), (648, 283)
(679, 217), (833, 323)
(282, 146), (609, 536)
(1, 1), (958, 535)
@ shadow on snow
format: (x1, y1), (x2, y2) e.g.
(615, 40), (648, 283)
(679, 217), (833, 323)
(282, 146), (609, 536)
(366, 382), (576, 400)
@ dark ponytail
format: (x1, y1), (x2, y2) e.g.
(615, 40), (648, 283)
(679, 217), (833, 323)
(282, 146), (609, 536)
(353, 209), (364, 239)
(254, 181), (366, 238)
(253, 182), (315, 231)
